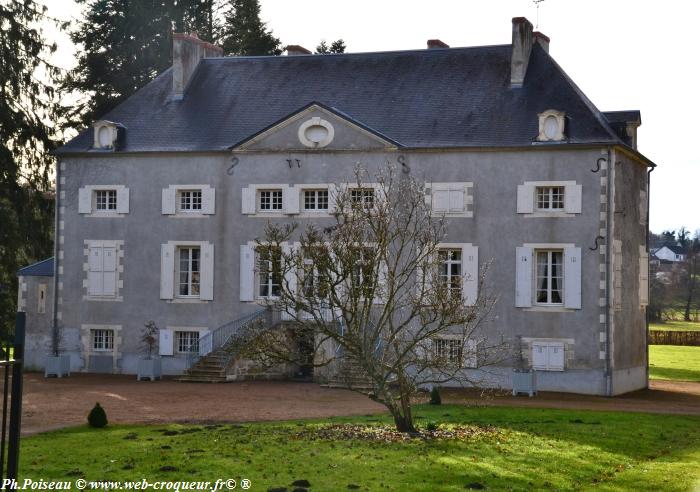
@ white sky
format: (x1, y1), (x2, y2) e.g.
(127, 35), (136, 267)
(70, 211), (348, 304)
(41, 0), (699, 234)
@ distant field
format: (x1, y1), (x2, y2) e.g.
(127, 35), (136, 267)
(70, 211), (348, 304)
(650, 321), (700, 332)
(649, 345), (700, 382)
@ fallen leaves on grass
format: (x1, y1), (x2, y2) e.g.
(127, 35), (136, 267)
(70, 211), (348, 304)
(294, 424), (502, 442)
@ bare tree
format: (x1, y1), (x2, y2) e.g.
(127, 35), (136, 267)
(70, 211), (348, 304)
(238, 164), (505, 433)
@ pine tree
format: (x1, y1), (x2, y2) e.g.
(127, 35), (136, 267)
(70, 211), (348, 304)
(316, 39), (346, 54)
(0, 0), (61, 337)
(220, 0), (281, 56)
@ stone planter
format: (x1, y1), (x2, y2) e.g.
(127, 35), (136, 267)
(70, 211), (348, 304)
(512, 369), (537, 397)
(45, 354), (71, 378)
(137, 358), (162, 381)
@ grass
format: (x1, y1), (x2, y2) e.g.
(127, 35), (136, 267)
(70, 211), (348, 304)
(650, 321), (700, 332)
(21, 406), (700, 491)
(649, 345), (700, 382)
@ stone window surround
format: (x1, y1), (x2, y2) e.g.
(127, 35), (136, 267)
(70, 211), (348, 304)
(162, 184), (215, 217)
(521, 242), (577, 313)
(79, 185), (129, 217)
(167, 326), (210, 356)
(536, 109), (566, 142)
(163, 240), (214, 304)
(80, 324), (123, 372)
(518, 181), (580, 218)
(82, 240), (125, 302)
(520, 336), (575, 371)
(425, 182), (474, 218)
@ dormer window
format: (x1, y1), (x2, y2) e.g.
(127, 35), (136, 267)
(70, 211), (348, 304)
(537, 110), (566, 142)
(93, 120), (123, 150)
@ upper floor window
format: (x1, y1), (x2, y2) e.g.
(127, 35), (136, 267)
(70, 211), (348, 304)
(179, 190), (202, 212)
(438, 249), (462, 299)
(95, 190), (117, 211)
(536, 110), (566, 142)
(258, 246), (282, 299)
(178, 247), (201, 297)
(303, 189), (329, 211)
(92, 329), (114, 351)
(350, 188), (374, 208)
(535, 250), (563, 305)
(87, 241), (119, 298)
(259, 189), (283, 211)
(536, 186), (564, 211)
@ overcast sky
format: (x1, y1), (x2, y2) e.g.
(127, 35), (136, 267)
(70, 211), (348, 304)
(41, 0), (698, 235)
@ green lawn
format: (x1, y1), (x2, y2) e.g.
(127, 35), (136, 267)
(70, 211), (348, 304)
(649, 345), (700, 382)
(650, 321), (700, 332)
(21, 406), (700, 491)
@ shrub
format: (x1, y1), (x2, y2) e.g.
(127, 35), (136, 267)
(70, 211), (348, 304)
(87, 402), (108, 428)
(425, 420), (439, 432)
(429, 386), (442, 405)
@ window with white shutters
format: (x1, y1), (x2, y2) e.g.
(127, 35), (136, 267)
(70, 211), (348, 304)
(257, 246), (282, 298)
(515, 245), (581, 309)
(259, 189), (283, 211)
(88, 243), (118, 297)
(531, 341), (565, 371)
(176, 331), (200, 353)
(438, 249), (462, 299)
(79, 186), (129, 215)
(517, 181), (581, 215)
(178, 247), (201, 297)
(178, 190), (202, 212)
(95, 190), (117, 211)
(535, 250), (564, 305)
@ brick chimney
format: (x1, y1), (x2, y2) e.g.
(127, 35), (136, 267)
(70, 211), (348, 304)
(427, 39), (449, 49)
(285, 45), (312, 56)
(172, 32), (223, 100)
(510, 17), (534, 88)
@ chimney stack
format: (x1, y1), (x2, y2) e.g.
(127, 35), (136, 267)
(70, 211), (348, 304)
(427, 39), (449, 49)
(533, 31), (550, 53)
(285, 45), (312, 56)
(510, 17), (534, 88)
(172, 32), (223, 100)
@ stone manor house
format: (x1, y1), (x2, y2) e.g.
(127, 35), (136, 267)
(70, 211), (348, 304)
(17, 17), (655, 395)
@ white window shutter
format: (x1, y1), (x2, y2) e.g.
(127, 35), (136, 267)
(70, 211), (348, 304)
(564, 183), (582, 214)
(239, 244), (255, 301)
(373, 260), (389, 305)
(199, 331), (212, 356)
(564, 247), (582, 309)
(102, 246), (117, 296)
(449, 187), (465, 212)
(639, 246), (649, 306)
(116, 188), (130, 214)
(283, 243), (297, 298)
(161, 188), (176, 215)
(241, 187), (255, 214)
(88, 245), (104, 296)
(516, 184), (534, 213)
(159, 329), (173, 356)
(532, 342), (547, 370)
(548, 343), (565, 371)
(515, 246), (533, 307)
(327, 184), (338, 213)
(78, 187), (92, 214)
(200, 242), (214, 300)
(461, 244), (478, 306)
(160, 243), (175, 300)
(432, 189), (449, 212)
(463, 339), (477, 368)
(285, 186), (300, 214)
(202, 187), (216, 215)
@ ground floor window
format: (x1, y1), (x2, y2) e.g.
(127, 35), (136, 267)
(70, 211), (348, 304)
(433, 338), (463, 365)
(176, 331), (200, 353)
(92, 329), (114, 351)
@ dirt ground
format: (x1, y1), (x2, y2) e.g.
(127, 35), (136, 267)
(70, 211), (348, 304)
(17, 374), (700, 435)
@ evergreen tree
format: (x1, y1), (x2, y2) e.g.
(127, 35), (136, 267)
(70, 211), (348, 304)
(316, 39), (346, 54)
(220, 0), (281, 56)
(0, 0), (61, 337)
(63, 0), (221, 127)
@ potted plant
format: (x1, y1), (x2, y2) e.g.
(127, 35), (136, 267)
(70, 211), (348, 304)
(137, 320), (161, 381)
(45, 328), (70, 378)
(512, 335), (536, 397)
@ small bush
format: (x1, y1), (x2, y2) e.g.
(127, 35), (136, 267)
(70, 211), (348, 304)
(425, 421), (439, 432)
(87, 403), (108, 428)
(429, 386), (442, 405)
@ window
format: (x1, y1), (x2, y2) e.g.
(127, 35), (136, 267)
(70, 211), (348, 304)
(432, 187), (465, 213)
(350, 188), (374, 208)
(302, 256), (330, 299)
(179, 190), (202, 212)
(38, 284), (47, 314)
(95, 190), (117, 211)
(92, 329), (114, 351)
(176, 331), (200, 353)
(259, 189), (283, 211)
(438, 249), (462, 298)
(303, 189), (329, 211)
(258, 246), (282, 298)
(535, 250), (563, 305)
(351, 247), (375, 297)
(433, 338), (463, 365)
(178, 247), (201, 297)
(535, 186), (564, 211)
(537, 110), (566, 142)
(532, 341), (565, 371)
(87, 243), (118, 297)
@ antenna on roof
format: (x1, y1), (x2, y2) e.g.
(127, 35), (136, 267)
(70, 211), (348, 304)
(533, 0), (545, 29)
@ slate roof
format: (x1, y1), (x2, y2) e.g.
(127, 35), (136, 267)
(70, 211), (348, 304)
(57, 43), (629, 154)
(17, 257), (54, 277)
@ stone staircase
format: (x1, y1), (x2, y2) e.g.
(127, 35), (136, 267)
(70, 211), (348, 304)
(176, 349), (230, 383)
(323, 357), (375, 392)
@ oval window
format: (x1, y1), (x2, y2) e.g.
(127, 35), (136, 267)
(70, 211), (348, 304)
(543, 115), (560, 140)
(304, 125), (329, 144)
(97, 126), (112, 147)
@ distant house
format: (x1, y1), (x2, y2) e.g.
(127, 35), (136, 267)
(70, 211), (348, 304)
(653, 244), (686, 263)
